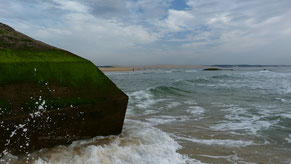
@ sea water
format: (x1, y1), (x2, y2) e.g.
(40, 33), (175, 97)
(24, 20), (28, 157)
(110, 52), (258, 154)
(2, 67), (291, 164)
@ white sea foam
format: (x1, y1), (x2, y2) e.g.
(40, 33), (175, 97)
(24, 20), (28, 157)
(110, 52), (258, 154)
(124, 107), (134, 116)
(186, 106), (205, 115)
(185, 70), (197, 73)
(217, 104), (237, 108)
(285, 134), (291, 143)
(129, 90), (158, 109)
(275, 98), (291, 103)
(212, 120), (273, 135)
(3, 120), (196, 164)
(167, 102), (182, 108)
(279, 80), (291, 94)
(198, 153), (250, 164)
(148, 69), (175, 74)
(143, 109), (159, 115)
(175, 136), (253, 147)
(279, 113), (291, 119)
(197, 71), (291, 95)
(240, 71), (291, 94)
(184, 100), (197, 105)
(211, 107), (278, 135)
(146, 117), (177, 125)
(253, 104), (290, 123)
(146, 116), (189, 126)
(259, 70), (271, 73)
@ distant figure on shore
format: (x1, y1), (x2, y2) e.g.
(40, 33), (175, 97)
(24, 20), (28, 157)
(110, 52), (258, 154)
(133, 68), (135, 72)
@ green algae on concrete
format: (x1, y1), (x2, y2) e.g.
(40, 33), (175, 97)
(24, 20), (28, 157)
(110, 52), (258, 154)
(0, 53), (121, 116)
(0, 22), (123, 114)
(0, 22), (128, 155)
(0, 58), (114, 90)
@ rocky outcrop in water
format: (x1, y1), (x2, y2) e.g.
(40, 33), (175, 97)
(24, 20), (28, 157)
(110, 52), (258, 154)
(203, 67), (233, 71)
(0, 22), (128, 155)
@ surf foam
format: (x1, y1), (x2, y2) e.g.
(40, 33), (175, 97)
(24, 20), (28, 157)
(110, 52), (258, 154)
(2, 120), (193, 164)
(175, 136), (253, 147)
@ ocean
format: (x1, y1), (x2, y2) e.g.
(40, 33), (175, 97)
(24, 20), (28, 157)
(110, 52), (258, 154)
(2, 67), (291, 164)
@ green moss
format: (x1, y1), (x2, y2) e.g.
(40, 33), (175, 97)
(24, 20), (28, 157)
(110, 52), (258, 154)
(0, 30), (6, 34)
(0, 48), (84, 63)
(0, 99), (11, 114)
(0, 48), (116, 92)
(0, 62), (113, 89)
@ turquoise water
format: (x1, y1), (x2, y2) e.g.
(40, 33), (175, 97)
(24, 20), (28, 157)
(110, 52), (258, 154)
(2, 67), (291, 164)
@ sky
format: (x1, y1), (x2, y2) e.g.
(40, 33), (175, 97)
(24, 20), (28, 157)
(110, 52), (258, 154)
(0, 0), (291, 65)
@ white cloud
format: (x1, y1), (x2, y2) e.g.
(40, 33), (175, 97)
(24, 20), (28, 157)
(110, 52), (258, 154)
(1, 0), (291, 65)
(52, 0), (89, 13)
(27, 14), (159, 63)
(162, 9), (194, 32)
(0, 0), (160, 65)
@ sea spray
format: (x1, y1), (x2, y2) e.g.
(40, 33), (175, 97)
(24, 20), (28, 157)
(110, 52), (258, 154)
(3, 120), (193, 164)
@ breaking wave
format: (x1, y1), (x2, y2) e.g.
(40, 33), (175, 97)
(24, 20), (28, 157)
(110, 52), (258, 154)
(2, 120), (193, 164)
(185, 70), (197, 73)
(149, 86), (192, 96)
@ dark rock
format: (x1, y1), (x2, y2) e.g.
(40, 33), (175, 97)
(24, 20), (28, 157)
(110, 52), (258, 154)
(203, 67), (233, 71)
(0, 22), (128, 155)
(203, 67), (223, 71)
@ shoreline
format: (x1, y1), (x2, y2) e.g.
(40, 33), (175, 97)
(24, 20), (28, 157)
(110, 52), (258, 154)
(98, 65), (204, 72)
(98, 67), (135, 72)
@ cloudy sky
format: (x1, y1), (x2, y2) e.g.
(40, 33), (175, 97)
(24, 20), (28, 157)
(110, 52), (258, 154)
(1, 0), (291, 65)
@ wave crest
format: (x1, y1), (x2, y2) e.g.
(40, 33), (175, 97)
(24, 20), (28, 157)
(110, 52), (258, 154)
(3, 120), (192, 164)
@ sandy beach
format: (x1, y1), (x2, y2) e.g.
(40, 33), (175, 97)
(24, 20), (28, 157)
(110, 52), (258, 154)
(98, 67), (134, 72)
